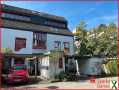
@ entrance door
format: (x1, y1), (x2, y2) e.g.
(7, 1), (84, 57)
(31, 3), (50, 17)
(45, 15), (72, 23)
(28, 58), (41, 76)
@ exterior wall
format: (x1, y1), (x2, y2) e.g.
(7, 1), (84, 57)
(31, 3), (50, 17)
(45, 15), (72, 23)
(39, 55), (65, 79)
(49, 57), (65, 79)
(2, 28), (33, 54)
(47, 34), (74, 55)
(2, 28), (73, 78)
(78, 57), (104, 75)
(40, 56), (50, 78)
(32, 49), (47, 54)
(2, 28), (74, 55)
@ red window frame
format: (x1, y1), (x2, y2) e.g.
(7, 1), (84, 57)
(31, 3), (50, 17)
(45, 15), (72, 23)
(15, 38), (26, 51)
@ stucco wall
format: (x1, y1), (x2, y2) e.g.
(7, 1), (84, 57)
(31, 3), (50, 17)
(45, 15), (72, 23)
(2, 28), (33, 54)
(40, 56), (65, 79)
(47, 34), (74, 55)
(49, 57), (65, 79)
(2, 28), (74, 56)
(40, 56), (50, 78)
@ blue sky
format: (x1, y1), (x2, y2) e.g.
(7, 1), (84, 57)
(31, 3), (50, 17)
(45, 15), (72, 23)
(3, 1), (118, 32)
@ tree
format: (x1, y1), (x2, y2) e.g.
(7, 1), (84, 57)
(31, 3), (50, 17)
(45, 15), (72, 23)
(74, 21), (89, 56)
(75, 21), (117, 57)
(75, 21), (87, 40)
(107, 23), (117, 56)
(87, 23), (117, 57)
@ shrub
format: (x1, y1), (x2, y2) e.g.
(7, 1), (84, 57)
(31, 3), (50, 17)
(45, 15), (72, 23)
(55, 71), (69, 81)
(102, 59), (117, 76)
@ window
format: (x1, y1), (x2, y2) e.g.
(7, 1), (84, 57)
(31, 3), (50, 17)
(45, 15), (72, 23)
(59, 57), (63, 68)
(44, 20), (66, 28)
(51, 28), (58, 32)
(64, 42), (70, 54)
(15, 38), (26, 51)
(54, 41), (61, 50)
(33, 32), (46, 49)
(2, 13), (30, 21)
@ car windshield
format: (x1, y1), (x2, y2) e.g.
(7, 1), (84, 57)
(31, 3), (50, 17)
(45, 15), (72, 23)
(13, 65), (26, 70)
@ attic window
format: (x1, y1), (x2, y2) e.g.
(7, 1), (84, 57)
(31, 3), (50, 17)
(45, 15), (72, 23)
(2, 13), (31, 21)
(51, 28), (58, 32)
(54, 28), (58, 32)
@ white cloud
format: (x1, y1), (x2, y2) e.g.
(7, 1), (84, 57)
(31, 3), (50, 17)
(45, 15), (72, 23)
(87, 15), (117, 24)
(102, 15), (118, 21)
(86, 14), (118, 30)
(83, 7), (96, 15)
(86, 8), (95, 14)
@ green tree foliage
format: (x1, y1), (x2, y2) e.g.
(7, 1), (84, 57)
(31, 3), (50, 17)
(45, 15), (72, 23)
(74, 21), (90, 56)
(74, 22), (117, 57)
(102, 59), (117, 75)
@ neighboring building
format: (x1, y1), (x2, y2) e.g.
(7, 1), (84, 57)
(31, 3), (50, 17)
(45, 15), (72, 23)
(1, 4), (74, 79)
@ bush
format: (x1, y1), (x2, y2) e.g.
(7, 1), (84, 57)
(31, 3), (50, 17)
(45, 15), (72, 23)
(102, 59), (117, 76)
(55, 71), (69, 81)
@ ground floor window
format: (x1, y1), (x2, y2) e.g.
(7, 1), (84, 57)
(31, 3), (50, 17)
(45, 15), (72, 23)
(59, 57), (63, 68)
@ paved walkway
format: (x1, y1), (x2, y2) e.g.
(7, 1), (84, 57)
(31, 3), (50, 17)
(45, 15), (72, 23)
(3, 77), (118, 89)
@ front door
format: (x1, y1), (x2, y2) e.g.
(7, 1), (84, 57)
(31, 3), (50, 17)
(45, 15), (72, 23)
(29, 58), (41, 76)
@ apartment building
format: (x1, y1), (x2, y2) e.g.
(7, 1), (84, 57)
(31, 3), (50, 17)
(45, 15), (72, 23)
(1, 4), (74, 78)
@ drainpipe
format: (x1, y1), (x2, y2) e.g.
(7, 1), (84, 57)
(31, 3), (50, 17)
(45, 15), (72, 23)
(35, 56), (37, 79)
(75, 59), (80, 75)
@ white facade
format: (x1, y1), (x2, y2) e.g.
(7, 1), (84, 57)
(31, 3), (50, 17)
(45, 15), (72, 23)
(2, 28), (74, 55)
(39, 55), (65, 79)
(2, 28), (74, 78)
(2, 28), (33, 54)
(47, 34), (74, 55)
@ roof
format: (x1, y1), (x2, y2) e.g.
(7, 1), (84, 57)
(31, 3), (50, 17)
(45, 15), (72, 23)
(2, 4), (73, 36)
(3, 19), (73, 36)
(2, 4), (66, 22)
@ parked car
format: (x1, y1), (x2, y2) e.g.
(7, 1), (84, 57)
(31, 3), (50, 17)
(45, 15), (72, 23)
(7, 64), (29, 83)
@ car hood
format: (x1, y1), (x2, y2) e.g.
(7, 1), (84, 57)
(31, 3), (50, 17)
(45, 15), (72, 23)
(11, 70), (27, 75)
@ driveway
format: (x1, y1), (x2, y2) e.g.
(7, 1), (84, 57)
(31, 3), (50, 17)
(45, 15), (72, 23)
(2, 77), (118, 89)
